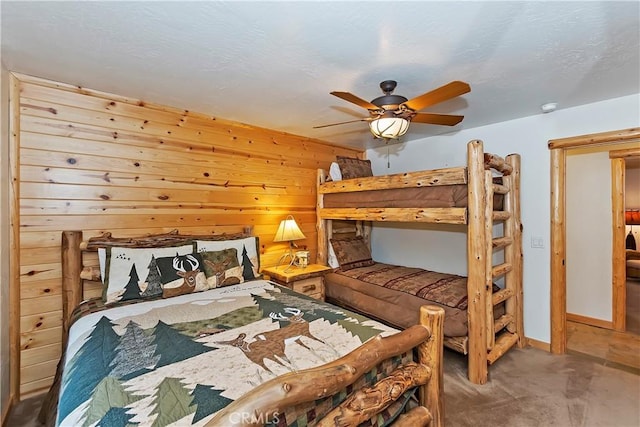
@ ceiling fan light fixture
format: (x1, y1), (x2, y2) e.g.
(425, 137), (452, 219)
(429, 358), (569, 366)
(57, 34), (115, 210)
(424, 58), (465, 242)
(369, 116), (410, 139)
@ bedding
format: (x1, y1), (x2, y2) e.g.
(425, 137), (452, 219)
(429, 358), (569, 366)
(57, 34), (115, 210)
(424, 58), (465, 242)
(325, 262), (504, 338)
(323, 184), (504, 210)
(56, 280), (405, 427)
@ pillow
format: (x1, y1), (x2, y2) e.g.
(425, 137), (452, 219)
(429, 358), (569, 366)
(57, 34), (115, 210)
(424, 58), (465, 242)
(103, 244), (194, 304)
(98, 247), (107, 283)
(330, 236), (375, 271)
(156, 252), (208, 298)
(329, 162), (342, 181)
(327, 243), (339, 269)
(336, 156), (373, 179)
(200, 248), (244, 288)
(96, 232), (250, 283)
(196, 236), (261, 281)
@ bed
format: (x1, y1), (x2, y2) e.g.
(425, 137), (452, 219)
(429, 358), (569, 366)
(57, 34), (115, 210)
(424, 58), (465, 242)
(40, 229), (445, 427)
(316, 140), (524, 385)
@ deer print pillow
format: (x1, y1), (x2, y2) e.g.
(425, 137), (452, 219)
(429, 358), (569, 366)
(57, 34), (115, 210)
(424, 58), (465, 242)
(200, 248), (244, 288)
(155, 252), (208, 298)
(102, 244), (194, 304)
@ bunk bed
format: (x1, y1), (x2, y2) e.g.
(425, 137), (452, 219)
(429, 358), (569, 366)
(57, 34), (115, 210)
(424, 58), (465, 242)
(316, 140), (524, 385)
(40, 228), (445, 427)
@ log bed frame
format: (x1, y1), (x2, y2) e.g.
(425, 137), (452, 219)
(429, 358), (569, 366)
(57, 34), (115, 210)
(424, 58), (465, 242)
(48, 228), (445, 427)
(316, 139), (524, 385)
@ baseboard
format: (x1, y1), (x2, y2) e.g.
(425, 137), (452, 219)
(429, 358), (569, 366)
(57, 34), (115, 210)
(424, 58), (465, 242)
(566, 313), (614, 330)
(1, 394), (14, 427)
(526, 337), (550, 352)
(19, 387), (49, 401)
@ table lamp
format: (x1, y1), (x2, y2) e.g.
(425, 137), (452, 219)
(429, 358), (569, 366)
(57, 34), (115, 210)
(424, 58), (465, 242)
(273, 215), (306, 270)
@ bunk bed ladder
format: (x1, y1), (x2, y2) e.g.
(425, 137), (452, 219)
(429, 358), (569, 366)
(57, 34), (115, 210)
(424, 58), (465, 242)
(487, 152), (524, 366)
(468, 142), (524, 384)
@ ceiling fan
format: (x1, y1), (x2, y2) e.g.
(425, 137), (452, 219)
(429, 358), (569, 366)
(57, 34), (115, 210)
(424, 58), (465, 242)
(315, 80), (471, 140)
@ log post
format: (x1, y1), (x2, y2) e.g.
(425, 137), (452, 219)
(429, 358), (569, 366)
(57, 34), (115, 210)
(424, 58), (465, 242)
(467, 140), (489, 384)
(418, 305), (444, 427)
(316, 169), (328, 265)
(550, 148), (566, 354)
(611, 158), (626, 331)
(61, 230), (83, 343)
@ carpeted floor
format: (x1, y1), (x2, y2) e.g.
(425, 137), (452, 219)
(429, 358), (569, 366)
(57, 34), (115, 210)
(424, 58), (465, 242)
(444, 347), (639, 426)
(7, 346), (639, 427)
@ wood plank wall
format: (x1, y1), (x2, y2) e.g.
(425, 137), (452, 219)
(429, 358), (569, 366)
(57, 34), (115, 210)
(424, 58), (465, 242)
(11, 73), (362, 398)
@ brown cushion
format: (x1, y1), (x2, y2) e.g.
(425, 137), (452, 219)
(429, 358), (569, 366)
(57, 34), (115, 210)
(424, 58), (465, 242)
(330, 236), (375, 271)
(336, 156), (373, 179)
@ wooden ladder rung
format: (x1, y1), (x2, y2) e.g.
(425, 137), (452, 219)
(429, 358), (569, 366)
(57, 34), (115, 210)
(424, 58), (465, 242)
(492, 236), (513, 249)
(493, 211), (511, 221)
(487, 332), (519, 365)
(494, 314), (514, 333)
(492, 262), (512, 278)
(492, 183), (509, 194)
(492, 288), (514, 305)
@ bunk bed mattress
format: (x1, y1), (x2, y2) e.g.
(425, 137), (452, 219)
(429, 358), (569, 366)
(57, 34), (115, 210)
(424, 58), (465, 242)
(323, 184), (504, 209)
(55, 280), (401, 427)
(325, 263), (504, 338)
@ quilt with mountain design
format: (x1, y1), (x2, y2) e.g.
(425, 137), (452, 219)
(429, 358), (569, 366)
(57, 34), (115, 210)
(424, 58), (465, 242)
(56, 280), (400, 427)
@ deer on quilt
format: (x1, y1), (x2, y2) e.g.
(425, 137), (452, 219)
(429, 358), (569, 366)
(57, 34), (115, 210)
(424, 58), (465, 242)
(215, 308), (329, 373)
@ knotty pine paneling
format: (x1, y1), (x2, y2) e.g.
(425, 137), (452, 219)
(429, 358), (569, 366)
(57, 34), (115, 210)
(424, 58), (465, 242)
(12, 73), (363, 397)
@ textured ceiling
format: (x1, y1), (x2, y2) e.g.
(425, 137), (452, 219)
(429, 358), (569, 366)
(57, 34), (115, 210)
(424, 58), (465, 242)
(2, 1), (639, 149)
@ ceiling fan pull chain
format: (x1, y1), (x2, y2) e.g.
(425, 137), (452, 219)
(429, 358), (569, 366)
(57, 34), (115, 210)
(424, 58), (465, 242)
(387, 145), (390, 168)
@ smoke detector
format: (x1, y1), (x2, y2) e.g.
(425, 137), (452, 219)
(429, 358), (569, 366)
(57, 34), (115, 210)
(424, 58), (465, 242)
(541, 102), (558, 113)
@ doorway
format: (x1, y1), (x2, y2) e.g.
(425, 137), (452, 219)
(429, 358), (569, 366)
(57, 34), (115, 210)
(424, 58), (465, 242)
(622, 157), (640, 335)
(549, 127), (640, 354)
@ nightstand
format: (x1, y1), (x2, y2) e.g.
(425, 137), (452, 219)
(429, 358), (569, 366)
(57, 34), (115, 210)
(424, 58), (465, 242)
(262, 264), (331, 301)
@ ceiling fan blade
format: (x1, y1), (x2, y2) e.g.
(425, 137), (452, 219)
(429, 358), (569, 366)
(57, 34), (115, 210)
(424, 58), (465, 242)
(410, 113), (465, 126)
(313, 117), (372, 129)
(402, 81), (470, 112)
(330, 91), (380, 110)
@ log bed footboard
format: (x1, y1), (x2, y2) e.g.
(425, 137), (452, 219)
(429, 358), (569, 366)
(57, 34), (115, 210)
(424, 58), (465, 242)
(207, 305), (444, 427)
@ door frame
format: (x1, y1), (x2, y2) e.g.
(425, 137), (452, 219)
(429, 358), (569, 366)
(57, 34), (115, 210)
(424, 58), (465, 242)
(548, 127), (640, 354)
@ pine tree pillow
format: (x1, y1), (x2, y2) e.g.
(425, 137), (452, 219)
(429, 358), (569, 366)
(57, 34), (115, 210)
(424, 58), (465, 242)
(102, 244), (194, 304)
(195, 237), (261, 282)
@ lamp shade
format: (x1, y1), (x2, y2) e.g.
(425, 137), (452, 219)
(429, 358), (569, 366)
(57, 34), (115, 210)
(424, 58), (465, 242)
(273, 215), (306, 242)
(369, 117), (410, 139)
(626, 210), (640, 225)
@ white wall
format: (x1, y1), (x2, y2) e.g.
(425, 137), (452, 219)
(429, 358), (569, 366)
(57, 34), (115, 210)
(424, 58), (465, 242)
(626, 166), (640, 209)
(367, 93), (640, 344)
(0, 54), (11, 419)
(566, 151), (612, 321)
